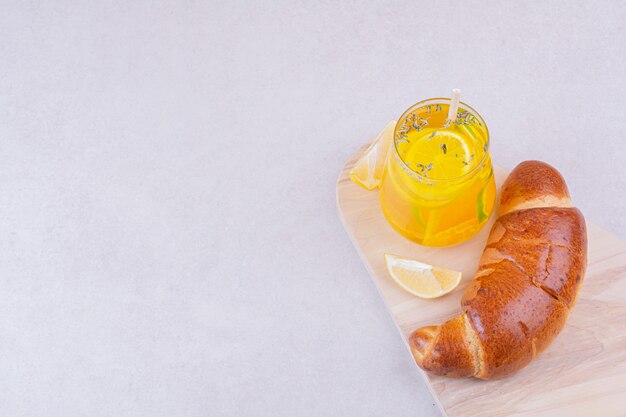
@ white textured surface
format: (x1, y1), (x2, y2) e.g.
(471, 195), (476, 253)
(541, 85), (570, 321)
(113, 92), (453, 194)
(0, 2), (624, 416)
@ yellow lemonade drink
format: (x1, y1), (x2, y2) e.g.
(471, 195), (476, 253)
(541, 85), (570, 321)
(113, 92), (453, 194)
(379, 99), (496, 246)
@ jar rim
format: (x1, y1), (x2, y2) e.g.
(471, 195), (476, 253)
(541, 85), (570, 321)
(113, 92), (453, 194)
(392, 98), (491, 184)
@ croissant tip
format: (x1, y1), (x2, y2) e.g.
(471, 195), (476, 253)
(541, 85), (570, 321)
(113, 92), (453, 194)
(409, 326), (439, 368)
(500, 161), (571, 214)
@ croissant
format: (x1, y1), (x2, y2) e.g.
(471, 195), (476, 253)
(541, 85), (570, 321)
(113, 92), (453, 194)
(409, 161), (587, 379)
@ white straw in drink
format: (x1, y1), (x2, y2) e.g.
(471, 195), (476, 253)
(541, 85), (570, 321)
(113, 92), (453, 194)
(446, 88), (462, 124)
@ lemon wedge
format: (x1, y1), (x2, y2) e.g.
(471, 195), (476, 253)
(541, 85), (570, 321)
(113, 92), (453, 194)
(384, 254), (462, 298)
(349, 120), (396, 190)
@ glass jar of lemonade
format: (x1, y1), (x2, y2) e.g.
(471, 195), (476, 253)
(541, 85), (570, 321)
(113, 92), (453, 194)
(379, 98), (496, 247)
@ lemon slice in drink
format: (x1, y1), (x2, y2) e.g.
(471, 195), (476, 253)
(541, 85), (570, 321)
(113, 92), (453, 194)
(385, 254), (462, 298)
(349, 120), (396, 190)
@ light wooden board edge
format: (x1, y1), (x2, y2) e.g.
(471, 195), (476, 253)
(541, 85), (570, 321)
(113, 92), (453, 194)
(334, 146), (447, 416)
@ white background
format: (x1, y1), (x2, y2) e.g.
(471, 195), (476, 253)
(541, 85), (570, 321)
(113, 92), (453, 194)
(1, 1), (625, 416)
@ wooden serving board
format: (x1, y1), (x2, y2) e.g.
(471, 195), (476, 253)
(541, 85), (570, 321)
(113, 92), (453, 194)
(336, 144), (626, 417)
